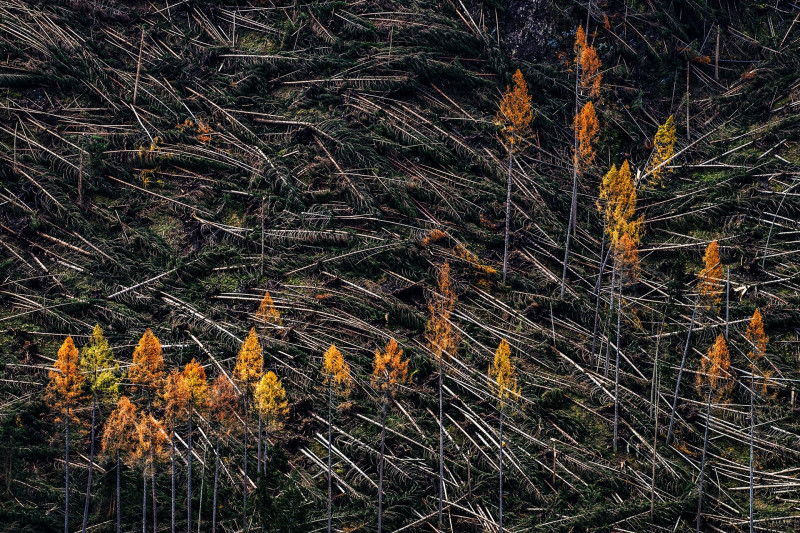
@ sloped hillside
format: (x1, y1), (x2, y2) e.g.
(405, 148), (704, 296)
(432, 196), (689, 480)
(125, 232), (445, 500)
(1, 0), (800, 532)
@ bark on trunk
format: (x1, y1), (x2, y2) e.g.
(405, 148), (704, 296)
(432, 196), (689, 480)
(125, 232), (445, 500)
(327, 381), (333, 533)
(171, 433), (176, 533)
(142, 470), (147, 533)
(438, 357), (444, 526)
(65, 408), (70, 533)
(604, 266), (616, 377)
(243, 395), (248, 532)
(116, 452), (121, 533)
(498, 409), (504, 533)
(188, 409), (193, 533)
(696, 389), (712, 533)
(212, 436), (220, 533)
(152, 465), (157, 533)
(502, 151), (513, 285)
(750, 372), (755, 533)
(82, 394), (96, 533)
(613, 283), (622, 453)
(590, 232), (609, 367)
(378, 397), (387, 533)
(666, 300), (699, 445)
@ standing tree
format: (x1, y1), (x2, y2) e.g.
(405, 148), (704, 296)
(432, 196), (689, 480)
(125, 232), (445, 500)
(78, 324), (120, 533)
(495, 69), (532, 284)
(47, 336), (86, 533)
(561, 25), (602, 297)
(371, 338), (409, 533)
(208, 375), (239, 533)
(425, 262), (460, 525)
(255, 290), (282, 329)
(694, 334), (733, 533)
(487, 339), (520, 533)
(321, 344), (352, 533)
(129, 329), (166, 409)
(135, 412), (169, 533)
(744, 309), (769, 533)
(102, 396), (139, 533)
(163, 369), (189, 533)
(254, 370), (288, 471)
(698, 240), (723, 312)
(234, 327), (263, 529)
(182, 359), (208, 533)
(644, 115), (676, 187)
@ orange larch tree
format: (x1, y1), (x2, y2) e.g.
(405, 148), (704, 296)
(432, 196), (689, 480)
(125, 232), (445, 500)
(562, 24), (603, 297)
(694, 334), (734, 532)
(255, 290), (283, 329)
(371, 338), (409, 533)
(102, 396), (139, 533)
(698, 240), (723, 312)
(135, 412), (169, 533)
(208, 375), (239, 533)
(129, 329), (166, 408)
(744, 308), (770, 532)
(487, 339), (520, 533)
(496, 69), (533, 284)
(321, 344), (352, 533)
(425, 262), (460, 525)
(47, 336), (85, 533)
(163, 369), (189, 533)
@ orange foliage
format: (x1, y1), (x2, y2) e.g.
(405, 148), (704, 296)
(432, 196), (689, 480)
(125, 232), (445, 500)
(496, 69), (533, 151)
(129, 329), (165, 400)
(46, 336), (86, 422)
(182, 358), (208, 407)
(696, 334), (734, 403)
(255, 291), (282, 328)
(616, 232), (641, 281)
(163, 369), (190, 425)
(372, 338), (409, 397)
(575, 25), (602, 98)
(102, 396), (139, 463)
(488, 339), (520, 407)
(598, 160), (641, 250)
(135, 413), (169, 472)
(745, 309), (772, 396)
(455, 243), (497, 276)
(420, 229), (448, 248)
(698, 241), (723, 311)
(573, 101), (599, 175)
(208, 375), (239, 433)
(426, 262), (460, 363)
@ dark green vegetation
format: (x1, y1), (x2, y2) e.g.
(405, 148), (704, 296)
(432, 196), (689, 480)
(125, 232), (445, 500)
(2, 0), (800, 531)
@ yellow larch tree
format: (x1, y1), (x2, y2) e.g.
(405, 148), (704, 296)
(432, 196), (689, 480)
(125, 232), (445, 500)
(321, 344), (353, 533)
(371, 338), (409, 533)
(646, 115), (676, 187)
(698, 240), (723, 312)
(487, 339), (520, 533)
(47, 336), (85, 533)
(182, 359), (207, 533)
(233, 327), (263, 526)
(496, 69), (533, 284)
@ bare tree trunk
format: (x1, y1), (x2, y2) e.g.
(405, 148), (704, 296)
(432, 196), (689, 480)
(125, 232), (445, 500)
(502, 151), (513, 285)
(715, 25), (720, 80)
(650, 370), (659, 519)
(498, 409), (504, 533)
(257, 413), (262, 484)
(116, 452), (121, 533)
(327, 381), (333, 533)
(696, 389), (712, 533)
(438, 357), (444, 526)
(261, 196), (265, 276)
(750, 371), (755, 533)
(686, 59), (690, 140)
(590, 230), (609, 367)
(188, 408), (193, 533)
(152, 463), (158, 533)
(604, 266), (616, 377)
(377, 397), (387, 533)
(613, 283), (622, 453)
(725, 268), (730, 340)
(666, 300), (698, 446)
(142, 470), (147, 533)
(65, 407), (70, 533)
(243, 394), (249, 533)
(82, 394), (96, 533)
(197, 444), (206, 533)
(212, 436), (220, 533)
(171, 433), (176, 533)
